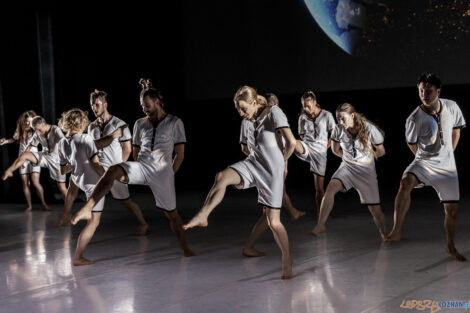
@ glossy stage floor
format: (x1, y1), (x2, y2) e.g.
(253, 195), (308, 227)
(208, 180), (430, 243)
(0, 188), (469, 313)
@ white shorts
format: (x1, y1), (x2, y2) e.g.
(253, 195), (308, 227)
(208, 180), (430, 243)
(118, 161), (175, 211)
(405, 160), (459, 202)
(229, 158), (284, 209)
(84, 187), (105, 212)
(31, 151), (66, 183)
(295, 141), (327, 176)
(332, 162), (380, 205)
(19, 160), (41, 175)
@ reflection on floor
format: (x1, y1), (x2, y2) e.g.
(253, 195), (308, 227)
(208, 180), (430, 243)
(0, 189), (469, 313)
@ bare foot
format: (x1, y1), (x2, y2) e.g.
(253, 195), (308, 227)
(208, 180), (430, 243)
(384, 231), (401, 242)
(24, 206), (32, 213)
(290, 209), (306, 221)
(310, 224), (326, 236)
(73, 256), (95, 266)
(183, 248), (195, 257)
(183, 213), (208, 230)
(42, 204), (51, 211)
(54, 212), (71, 228)
(446, 246), (467, 262)
(242, 247), (266, 257)
(135, 223), (148, 236)
(71, 208), (92, 225)
(2, 170), (13, 181)
(281, 257), (293, 280)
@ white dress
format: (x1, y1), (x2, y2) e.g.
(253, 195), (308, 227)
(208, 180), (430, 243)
(88, 116), (132, 200)
(330, 121), (384, 205)
(59, 134), (105, 212)
(31, 125), (66, 182)
(295, 110), (336, 176)
(404, 98), (465, 202)
(119, 114), (186, 211)
(230, 106), (289, 209)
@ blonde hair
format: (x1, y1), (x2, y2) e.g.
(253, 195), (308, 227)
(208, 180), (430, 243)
(15, 110), (37, 144)
(233, 86), (268, 107)
(336, 102), (384, 159)
(58, 108), (89, 134)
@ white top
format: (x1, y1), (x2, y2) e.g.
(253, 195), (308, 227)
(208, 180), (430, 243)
(298, 110), (336, 154)
(59, 134), (100, 188)
(88, 116), (132, 167)
(243, 105), (289, 167)
(331, 121), (384, 168)
(13, 130), (38, 154)
(132, 114), (186, 166)
(405, 98), (466, 165)
(31, 125), (65, 156)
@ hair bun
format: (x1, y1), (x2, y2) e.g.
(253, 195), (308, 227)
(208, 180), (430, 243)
(139, 78), (152, 91)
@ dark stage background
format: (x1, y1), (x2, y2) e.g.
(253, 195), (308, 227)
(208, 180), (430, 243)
(0, 2), (468, 205)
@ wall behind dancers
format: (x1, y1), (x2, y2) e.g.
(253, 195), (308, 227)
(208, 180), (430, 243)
(1, 4), (469, 204)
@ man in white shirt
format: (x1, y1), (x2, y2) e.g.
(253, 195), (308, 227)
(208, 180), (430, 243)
(386, 73), (466, 262)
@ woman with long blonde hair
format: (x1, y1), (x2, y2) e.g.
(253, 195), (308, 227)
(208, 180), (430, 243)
(184, 86), (297, 279)
(311, 102), (387, 240)
(0, 110), (48, 211)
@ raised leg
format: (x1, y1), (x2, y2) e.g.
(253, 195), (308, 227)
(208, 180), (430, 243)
(183, 168), (241, 229)
(266, 208), (292, 279)
(31, 172), (49, 210)
(311, 178), (343, 235)
(72, 165), (128, 225)
(443, 203), (466, 261)
(385, 173), (418, 241)
(164, 210), (195, 256)
(2, 152), (38, 181)
(120, 198), (148, 236)
(73, 212), (102, 266)
(243, 209), (269, 257)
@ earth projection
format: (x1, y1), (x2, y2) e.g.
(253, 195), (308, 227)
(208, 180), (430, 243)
(303, 0), (470, 56)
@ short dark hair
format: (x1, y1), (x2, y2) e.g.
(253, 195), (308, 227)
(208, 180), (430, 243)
(265, 93), (279, 106)
(301, 91), (317, 105)
(417, 72), (442, 89)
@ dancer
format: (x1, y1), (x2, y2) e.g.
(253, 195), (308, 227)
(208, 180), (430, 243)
(2, 116), (67, 200)
(57, 108), (107, 265)
(386, 73), (466, 261)
(311, 103), (387, 240)
(71, 79), (193, 257)
(0, 111), (49, 211)
(55, 89), (148, 235)
(184, 86), (297, 279)
(294, 91), (336, 218)
(240, 93), (304, 258)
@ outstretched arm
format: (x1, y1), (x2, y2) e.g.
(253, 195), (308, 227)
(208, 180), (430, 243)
(452, 129), (460, 151)
(173, 144), (185, 174)
(0, 138), (15, 146)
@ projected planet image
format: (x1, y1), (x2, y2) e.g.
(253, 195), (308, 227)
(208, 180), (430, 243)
(304, 0), (470, 56)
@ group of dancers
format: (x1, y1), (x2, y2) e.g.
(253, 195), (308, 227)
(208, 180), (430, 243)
(0, 72), (466, 279)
